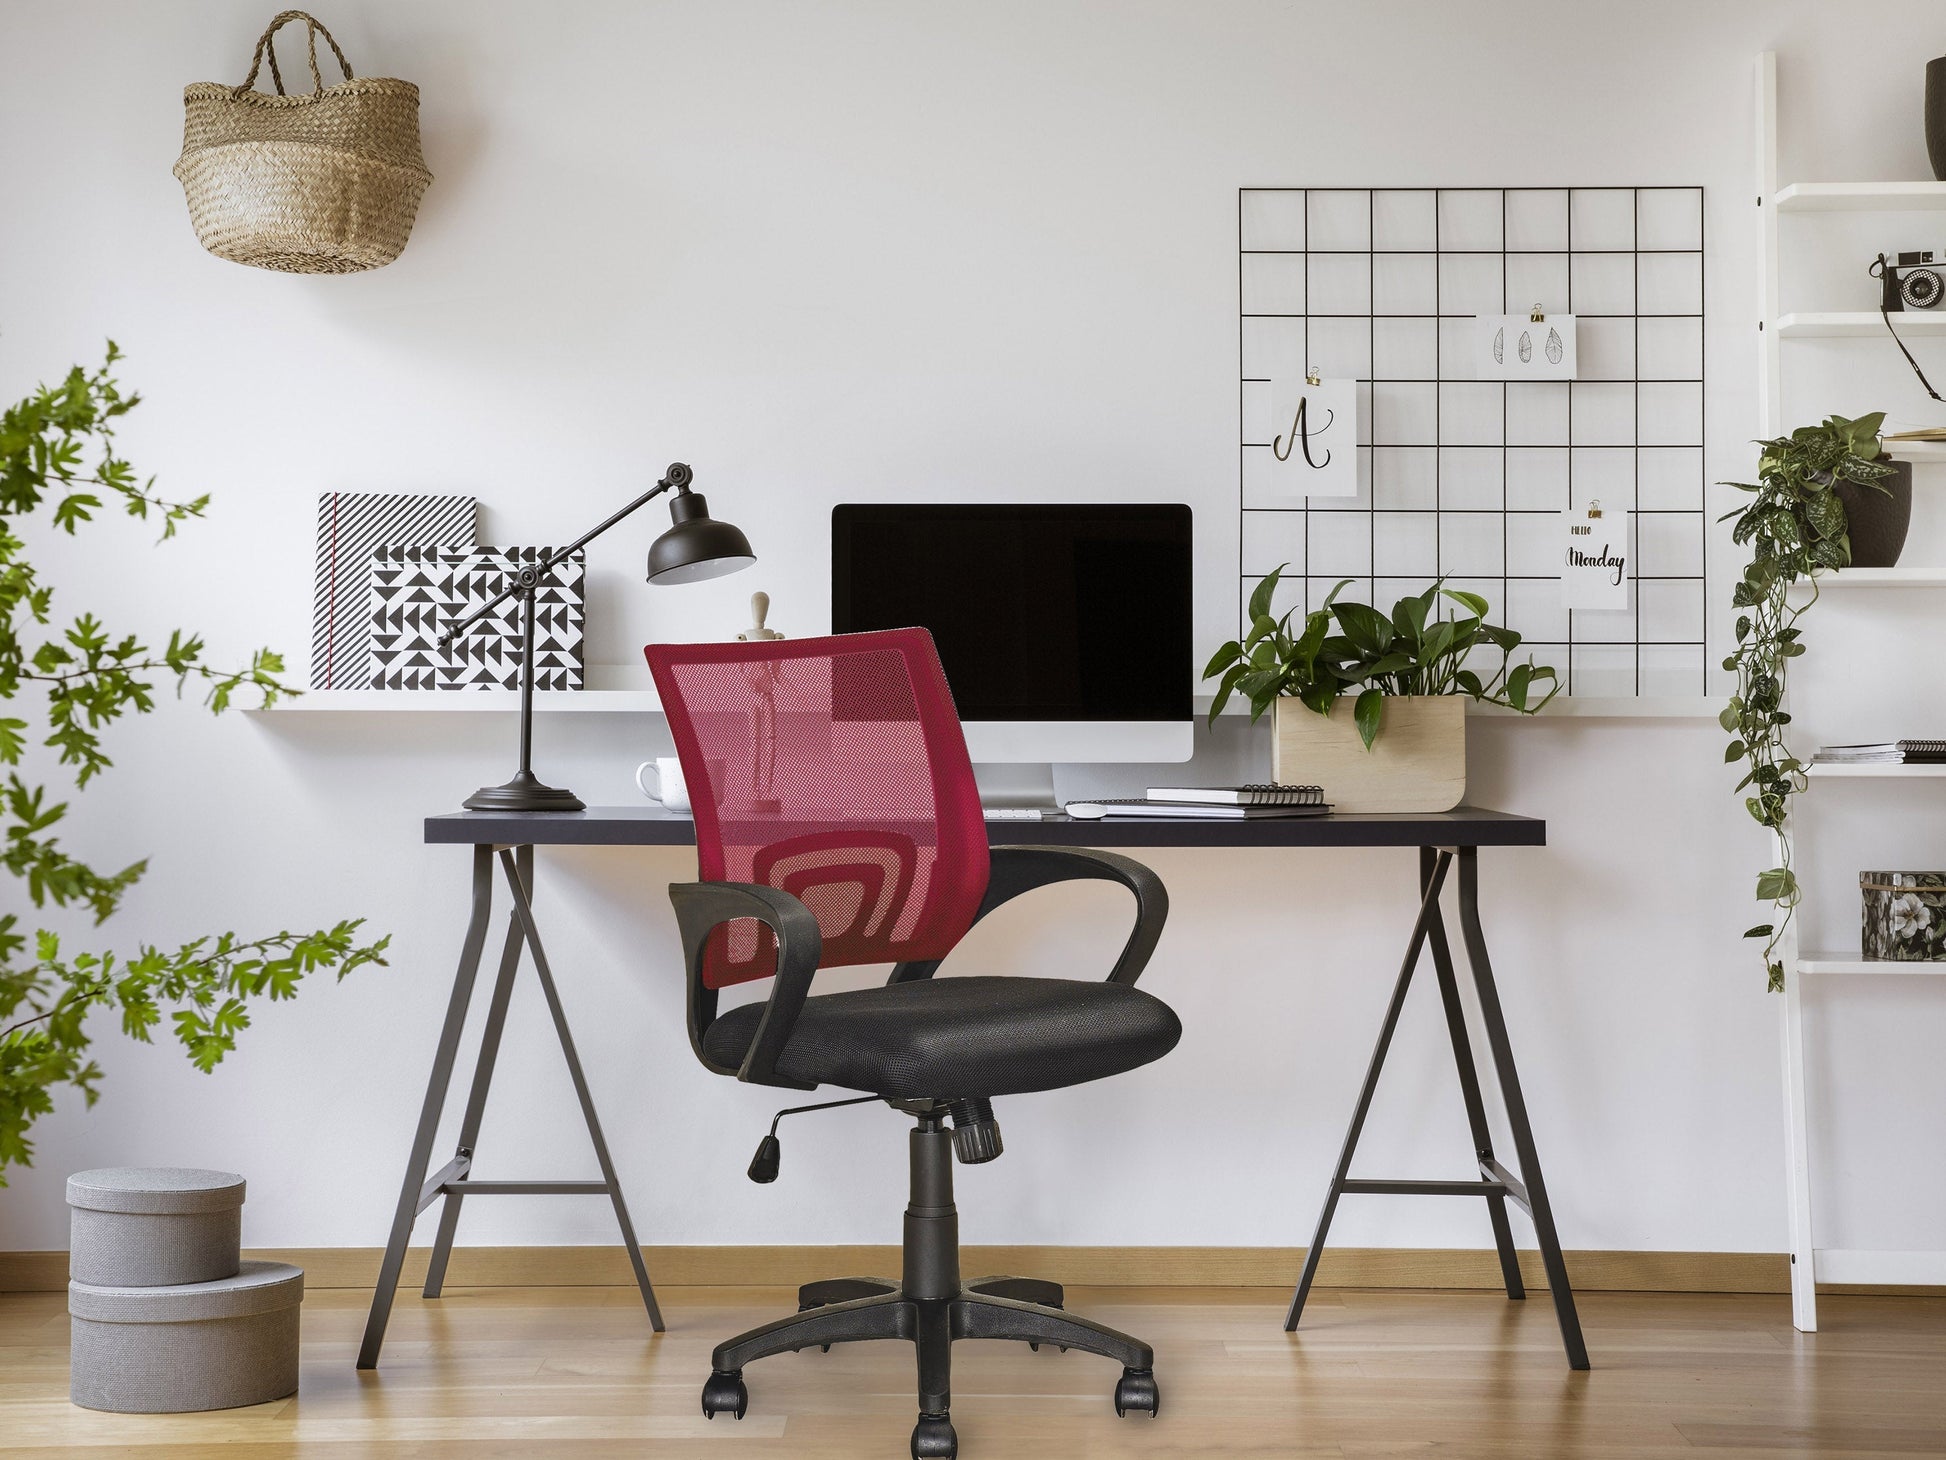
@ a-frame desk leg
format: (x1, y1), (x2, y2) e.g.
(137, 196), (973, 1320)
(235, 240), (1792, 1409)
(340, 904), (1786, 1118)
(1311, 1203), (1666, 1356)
(358, 844), (663, 1371)
(1286, 845), (1590, 1371)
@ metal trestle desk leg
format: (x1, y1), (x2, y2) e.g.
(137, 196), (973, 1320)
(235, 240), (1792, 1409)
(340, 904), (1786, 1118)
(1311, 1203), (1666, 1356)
(357, 844), (663, 1370)
(1285, 845), (1589, 1371)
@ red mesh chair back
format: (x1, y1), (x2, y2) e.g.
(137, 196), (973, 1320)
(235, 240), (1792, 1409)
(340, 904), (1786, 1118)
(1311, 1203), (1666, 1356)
(646, 629), (991, 989)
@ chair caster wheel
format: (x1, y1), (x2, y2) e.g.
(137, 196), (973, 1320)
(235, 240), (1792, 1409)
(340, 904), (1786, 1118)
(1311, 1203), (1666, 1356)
(701, 1369), (747, 1419)
(911, 1412), (957, 1458)
(1114, 1367), (1160, 1418)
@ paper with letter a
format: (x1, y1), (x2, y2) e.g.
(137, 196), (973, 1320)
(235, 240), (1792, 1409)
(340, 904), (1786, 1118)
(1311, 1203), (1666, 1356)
(1262, 374), (1358, 501)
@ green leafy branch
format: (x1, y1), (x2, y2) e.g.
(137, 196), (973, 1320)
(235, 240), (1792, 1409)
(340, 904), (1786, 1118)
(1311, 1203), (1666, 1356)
(1720, 412), (1892, 990)
(0, 341), (208, 534)
(0, 922), (389, 1171)
(0, 342), (387, 1181)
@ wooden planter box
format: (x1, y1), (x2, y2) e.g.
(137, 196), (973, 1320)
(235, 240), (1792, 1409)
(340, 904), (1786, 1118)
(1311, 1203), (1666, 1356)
(1272, 696), (1466, 813)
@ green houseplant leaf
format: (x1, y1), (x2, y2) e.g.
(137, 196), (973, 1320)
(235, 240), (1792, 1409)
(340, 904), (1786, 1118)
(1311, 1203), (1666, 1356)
(1352, 687), (1384, 750)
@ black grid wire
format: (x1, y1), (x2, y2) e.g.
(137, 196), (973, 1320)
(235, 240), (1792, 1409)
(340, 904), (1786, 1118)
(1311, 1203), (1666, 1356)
(1237, 186), (1707, 697)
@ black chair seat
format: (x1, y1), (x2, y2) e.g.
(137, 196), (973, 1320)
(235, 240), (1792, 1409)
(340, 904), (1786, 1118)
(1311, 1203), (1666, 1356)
(701, 975), (1182, 1099)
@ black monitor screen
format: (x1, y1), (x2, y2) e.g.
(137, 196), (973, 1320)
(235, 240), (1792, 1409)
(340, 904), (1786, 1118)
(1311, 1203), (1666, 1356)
(831, 504), (1192, 721)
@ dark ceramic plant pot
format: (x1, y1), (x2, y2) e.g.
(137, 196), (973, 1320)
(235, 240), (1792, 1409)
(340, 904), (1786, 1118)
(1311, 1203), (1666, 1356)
(1835, 457), (1913, 568)
(1929, 57), (1946, 181)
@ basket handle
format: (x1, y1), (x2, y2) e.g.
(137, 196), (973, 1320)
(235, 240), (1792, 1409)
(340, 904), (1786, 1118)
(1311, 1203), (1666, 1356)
(234, 10), (354, 98)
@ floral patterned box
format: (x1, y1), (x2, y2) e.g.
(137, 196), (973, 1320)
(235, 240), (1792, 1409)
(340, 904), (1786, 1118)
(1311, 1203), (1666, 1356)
(1861, 872), (1946, 961)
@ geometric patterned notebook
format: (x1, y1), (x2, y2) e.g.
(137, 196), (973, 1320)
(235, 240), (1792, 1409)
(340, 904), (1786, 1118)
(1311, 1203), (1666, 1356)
(367, 545), (586, 691)
(313, 492), (477, 688)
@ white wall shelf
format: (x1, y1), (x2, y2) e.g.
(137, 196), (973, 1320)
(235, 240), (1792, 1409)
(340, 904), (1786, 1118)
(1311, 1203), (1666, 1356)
(1470, 697), (1719, 720)
(1772, 181), (1946, 212)
(1806, 762), (1946, 779)
(257, 691), (1723, 720)
(1814, 1248), (1946, 1285)
(1793, 567), (1946, 591)
(1775, 311), (1946, 339)
(1882, 440), (1946, 461)
(253, 689), (663, 714)
(1797, 951), (1946, 977)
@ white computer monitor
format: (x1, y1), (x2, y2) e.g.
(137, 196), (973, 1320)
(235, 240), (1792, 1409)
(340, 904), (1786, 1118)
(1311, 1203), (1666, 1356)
(832, 504), (1194, 801)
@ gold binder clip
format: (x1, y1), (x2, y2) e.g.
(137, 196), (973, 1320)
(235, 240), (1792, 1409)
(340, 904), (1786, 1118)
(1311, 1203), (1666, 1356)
(1305, 366), (1322, 386)
(1530, 303), (1546, 323)
(1587, 499), (1603, 519)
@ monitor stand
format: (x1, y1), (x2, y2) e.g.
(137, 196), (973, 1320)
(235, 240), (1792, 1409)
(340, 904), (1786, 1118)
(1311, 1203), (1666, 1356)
(973, 762), (1060, 814)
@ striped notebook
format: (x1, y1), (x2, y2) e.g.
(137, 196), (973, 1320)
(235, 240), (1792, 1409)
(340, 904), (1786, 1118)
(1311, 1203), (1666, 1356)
(313, 492), (477, 689)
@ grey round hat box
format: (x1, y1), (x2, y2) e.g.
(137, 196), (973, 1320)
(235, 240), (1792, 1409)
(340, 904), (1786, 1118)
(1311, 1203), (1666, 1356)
(67, 1168), (246, 1287)
(68, 1260), (303, 1413)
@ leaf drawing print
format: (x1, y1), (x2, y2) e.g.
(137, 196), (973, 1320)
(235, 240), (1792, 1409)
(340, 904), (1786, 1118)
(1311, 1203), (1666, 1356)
(1493, 327), (1504, 365)
(1545, 327), (1563, 365)
(1518, 330), (1533, 364)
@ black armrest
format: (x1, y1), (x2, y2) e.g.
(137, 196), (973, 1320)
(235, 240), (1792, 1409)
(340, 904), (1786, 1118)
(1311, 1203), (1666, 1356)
(889, 845), (1169, 988)
(668, 881), (822, 1090)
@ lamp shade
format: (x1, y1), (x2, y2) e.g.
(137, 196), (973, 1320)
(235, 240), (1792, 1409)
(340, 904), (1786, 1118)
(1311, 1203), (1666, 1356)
(647, 488), (756, 585)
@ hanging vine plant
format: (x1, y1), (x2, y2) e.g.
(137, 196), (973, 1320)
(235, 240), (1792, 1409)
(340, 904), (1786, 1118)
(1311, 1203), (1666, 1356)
(1722, 412), (1893, 991)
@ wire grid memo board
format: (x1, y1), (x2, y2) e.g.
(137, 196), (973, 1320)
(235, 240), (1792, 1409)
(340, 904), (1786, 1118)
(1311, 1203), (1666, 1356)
(1238, 186), (1707, 696)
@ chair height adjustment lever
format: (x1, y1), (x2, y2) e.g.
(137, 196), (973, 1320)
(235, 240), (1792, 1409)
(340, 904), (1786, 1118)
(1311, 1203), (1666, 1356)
(747, 1095), (882, 1183)
(947, 1098), (1004, 1165)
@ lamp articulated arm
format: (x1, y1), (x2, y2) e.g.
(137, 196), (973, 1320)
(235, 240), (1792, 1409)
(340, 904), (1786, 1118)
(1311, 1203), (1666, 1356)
(437, 463), (694, 650)
(444, 457), (750, 813)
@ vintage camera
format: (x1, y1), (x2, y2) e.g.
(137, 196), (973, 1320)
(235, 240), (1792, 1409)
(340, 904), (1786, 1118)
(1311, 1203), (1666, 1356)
(1874, 250), (1946, 311)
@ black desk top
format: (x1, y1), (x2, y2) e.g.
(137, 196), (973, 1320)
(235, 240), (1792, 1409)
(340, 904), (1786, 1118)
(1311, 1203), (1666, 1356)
(426, 806), (1544, 849)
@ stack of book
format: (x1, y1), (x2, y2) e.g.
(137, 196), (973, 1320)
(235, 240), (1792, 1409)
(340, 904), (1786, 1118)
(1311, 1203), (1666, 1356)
(1812, 741), (1946, 766)
(1065, 784), (1331, 819)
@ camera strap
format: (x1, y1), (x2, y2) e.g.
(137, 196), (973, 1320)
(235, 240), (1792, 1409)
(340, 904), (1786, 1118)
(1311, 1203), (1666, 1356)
(1872, 253), (1945, 402)
(1881, 307), (1945, 402)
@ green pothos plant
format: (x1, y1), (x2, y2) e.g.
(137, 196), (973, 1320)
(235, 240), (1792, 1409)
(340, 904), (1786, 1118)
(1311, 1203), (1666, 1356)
(0, 343), (389, 1181)
(1204, 569), (1558, 746)
(1721, 412), (1893, 991)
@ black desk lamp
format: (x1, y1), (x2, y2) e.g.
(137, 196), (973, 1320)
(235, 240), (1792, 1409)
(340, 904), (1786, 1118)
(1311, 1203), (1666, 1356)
(441, 462), (755, 812)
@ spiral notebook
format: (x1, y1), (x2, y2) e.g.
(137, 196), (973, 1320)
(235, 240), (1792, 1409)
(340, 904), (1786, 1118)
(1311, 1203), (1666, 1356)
(1065, 798), (1333, 821)
(1144, 783), (1326, 807)
(1813, 741), (1946, 765)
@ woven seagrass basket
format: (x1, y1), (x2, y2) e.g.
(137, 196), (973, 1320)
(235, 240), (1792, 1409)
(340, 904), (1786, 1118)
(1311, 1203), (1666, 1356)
(173, 10), (432, 274)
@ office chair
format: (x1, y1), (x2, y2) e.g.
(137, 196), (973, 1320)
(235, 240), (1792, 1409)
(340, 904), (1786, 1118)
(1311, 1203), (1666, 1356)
(645, 628), (1180, 1460)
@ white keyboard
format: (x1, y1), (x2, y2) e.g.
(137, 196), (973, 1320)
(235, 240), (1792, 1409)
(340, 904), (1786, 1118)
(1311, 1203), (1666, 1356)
(981, 807), (1048, 821)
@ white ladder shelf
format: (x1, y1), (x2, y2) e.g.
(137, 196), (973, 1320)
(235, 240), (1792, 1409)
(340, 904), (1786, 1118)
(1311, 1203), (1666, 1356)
(1756, 51), (1946, 1333)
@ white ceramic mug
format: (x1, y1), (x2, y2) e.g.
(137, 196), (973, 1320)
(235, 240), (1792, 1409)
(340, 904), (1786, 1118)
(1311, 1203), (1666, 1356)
(635, 756), (692, 814)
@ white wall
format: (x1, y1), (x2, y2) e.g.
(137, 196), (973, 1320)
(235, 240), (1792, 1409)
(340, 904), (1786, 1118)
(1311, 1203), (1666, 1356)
(2, 0), (1943, 1259)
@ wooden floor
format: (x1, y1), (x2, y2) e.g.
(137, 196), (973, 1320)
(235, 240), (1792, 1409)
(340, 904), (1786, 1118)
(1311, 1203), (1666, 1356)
(3, 1283), (1944, 1458)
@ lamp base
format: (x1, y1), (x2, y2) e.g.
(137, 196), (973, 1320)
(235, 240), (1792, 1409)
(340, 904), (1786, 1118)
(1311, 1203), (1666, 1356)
(462, 771), (586, 813)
